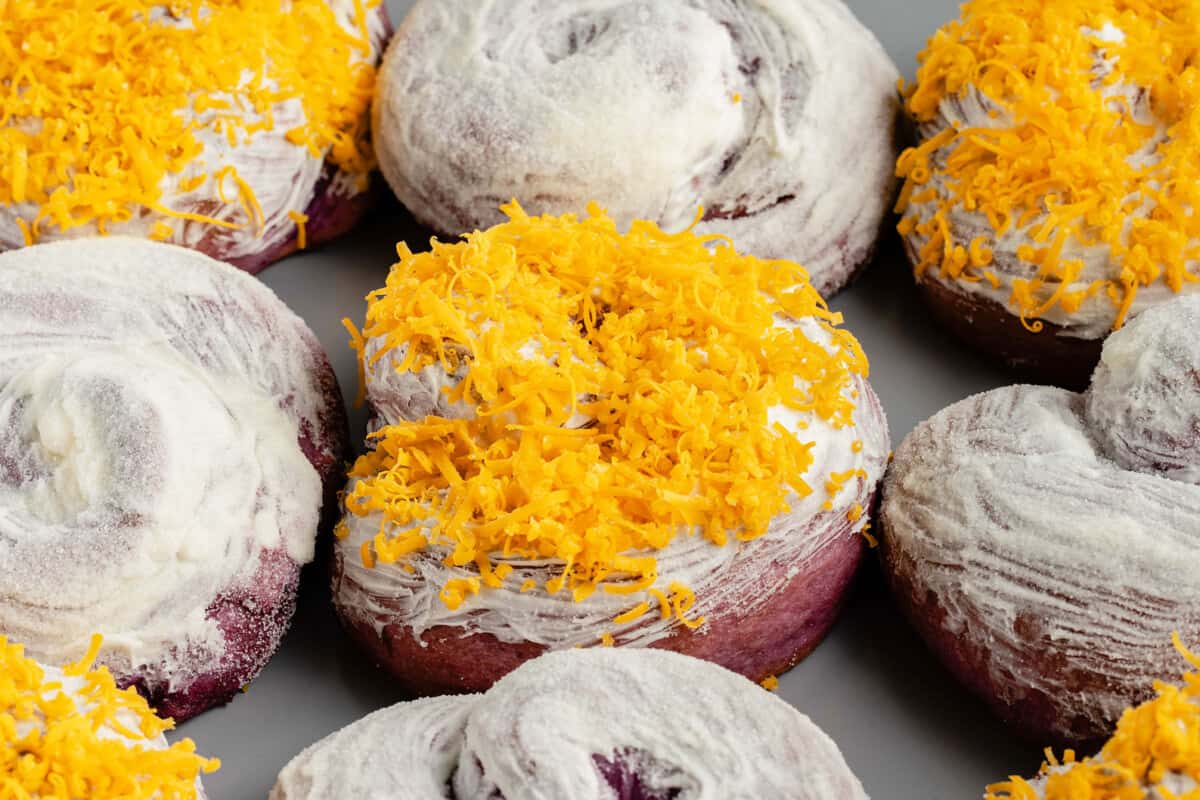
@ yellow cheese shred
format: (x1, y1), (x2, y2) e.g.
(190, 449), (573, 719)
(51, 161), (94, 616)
(896, 0), (1200, 330)
(344, 202), (870, 631)
(0, 635), (218, 799)
(986, 634), (1200, 799)
(0, 0), (380, 244)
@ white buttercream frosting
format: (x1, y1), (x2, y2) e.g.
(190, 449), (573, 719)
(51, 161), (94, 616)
(270, 648), (867, 799)
(881, 295), (1200, 737)
(336, 316), (888, 650)
(0, 0), (388, 261)
(0, 237), (333, 693)
(374, 0), (899, 295)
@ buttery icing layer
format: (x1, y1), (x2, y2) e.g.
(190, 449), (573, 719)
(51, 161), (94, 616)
(375, 0), (899, 293)
(270, 648), (868, 799)
(337, 370), (887, 648)
(0, 0), (388, 260)
(896, 3), (1200, 339)
(0, 238), (329, 688)
(881, 383), (1200, 734)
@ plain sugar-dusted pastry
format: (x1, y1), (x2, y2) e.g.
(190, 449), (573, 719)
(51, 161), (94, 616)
(0, 1), (390, 273)
(0, 237), (347, 721)
(334, 202), (889, 696)
(374, 0), (900, 297)
(270, 648), (868, 799)
(986, 638), (1200, 799)
(879, 293), (1200, 744)
(895, 0), (1200, 385)
(0, 634), (218, 799)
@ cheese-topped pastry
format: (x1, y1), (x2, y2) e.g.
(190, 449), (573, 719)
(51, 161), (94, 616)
(896, 0), (1200, 384)
(0, 634), (218, 799)
(0, 1), (389, 272)
(335, 202), (888, 695)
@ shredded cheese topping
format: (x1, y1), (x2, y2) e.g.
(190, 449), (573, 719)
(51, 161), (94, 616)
(0, 0), (379, 242)
(986, 634), (1200, 799)
(0, 635), (218, 799)
(896, 0), (1200, 330)
(342, 202), (869, 627)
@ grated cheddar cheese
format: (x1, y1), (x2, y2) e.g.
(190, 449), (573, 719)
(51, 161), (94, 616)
(896, 0), (1200, 331)
(0, 635), (218, 799)
(342, 202), (870, 629)
(0, 0), (380, 244)
(986, 634), (1200, 800)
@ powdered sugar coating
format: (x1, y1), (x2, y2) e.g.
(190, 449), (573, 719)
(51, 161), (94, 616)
(336, 317), (888, 653)
(270, 648), (867, 799)
(880, 295), (1200, 742)
(0, 1), (389, 273)
(1086, 294), (1200, 484)
(0, 237), (345, 717)
(374, 0), (899, 296)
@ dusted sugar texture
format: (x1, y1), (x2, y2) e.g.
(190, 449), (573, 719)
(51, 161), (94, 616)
(334, 204), (888, 695)
(374, 0), (899, 296)
(986, 640), (1200, 800)
(896, 0), (1200, 354)
(0, 238), (347, 721)
(880, 294), (1200, 744)
(0, 1), (390, 273)
(0, 635), (218, 799)
(270, 648), (867, 800)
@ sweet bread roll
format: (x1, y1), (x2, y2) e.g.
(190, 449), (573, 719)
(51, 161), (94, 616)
(0, 1), (390, 272)
(270, 648), (867, 799)
(880, 294), (1200, 744)
(0, 635), (218, 799)
(334, 203), (889, 696)
(374, 0), (900, 296)
(0, 238), (347, 720)
(896, 0), (1200, 383)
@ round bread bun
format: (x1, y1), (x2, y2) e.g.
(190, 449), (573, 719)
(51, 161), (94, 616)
(333, 202), (888, 696)
(271, 647), (867, 800)
(879, 294), (1200, 745)
(985, 642), (1200, 799)
(0, 237), (347, 721)
(895, 0), (1200, 383)
(0, 1), (390, 273)
(374, 0), (900, 297)
(0, 635), (218, 799)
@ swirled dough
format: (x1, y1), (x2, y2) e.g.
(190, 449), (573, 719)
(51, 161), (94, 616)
(0, 237), (341, 706)
(271, 648), (868, 799)
(375, 0), (899, 295)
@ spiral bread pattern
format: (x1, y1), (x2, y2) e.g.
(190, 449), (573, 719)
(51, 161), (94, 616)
(986, 638), (1200, 800)
(0, 238), (347, 721)
(374, 0), (900, 297)
(335, 203), (888, 695)
(0, 635), (217, 799)
(0, 1), (390, 273)
(895, 0), (1200, 382)
(270, 648), (867, 800)
(880, 294), (1200, 744)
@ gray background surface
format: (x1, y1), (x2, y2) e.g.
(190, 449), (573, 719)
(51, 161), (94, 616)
(182, 1), (1049, 796)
